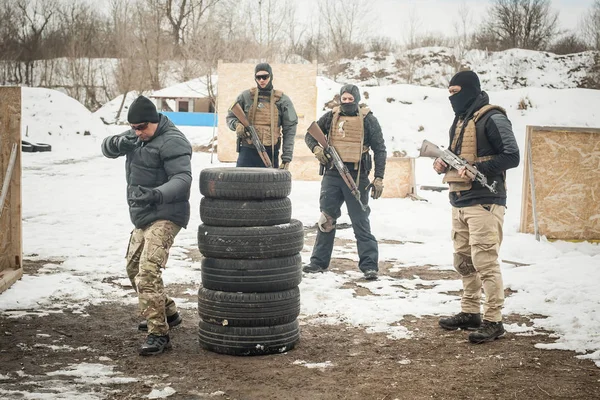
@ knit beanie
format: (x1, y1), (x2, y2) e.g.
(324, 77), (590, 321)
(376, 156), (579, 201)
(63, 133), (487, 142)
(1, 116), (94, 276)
(128, 96), (159, 124)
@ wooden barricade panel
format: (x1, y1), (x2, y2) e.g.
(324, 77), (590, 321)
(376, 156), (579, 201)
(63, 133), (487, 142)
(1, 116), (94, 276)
(0, 86), (23, 293)
(216, 61), (318, 163)
(520, 126), (600, 241)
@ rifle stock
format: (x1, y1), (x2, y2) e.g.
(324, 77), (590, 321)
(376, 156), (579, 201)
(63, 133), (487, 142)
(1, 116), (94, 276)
(230, 103), (272, 168)
(419, 139), (498, 194)
(307, 122), (369, 211)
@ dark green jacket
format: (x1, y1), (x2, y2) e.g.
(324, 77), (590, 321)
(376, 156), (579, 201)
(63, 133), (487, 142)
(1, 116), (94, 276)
(101, 114), (192, 228)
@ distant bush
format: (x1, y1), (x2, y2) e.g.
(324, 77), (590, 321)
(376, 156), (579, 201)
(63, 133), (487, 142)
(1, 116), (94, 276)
(517, 96), (533, 110)
(549, 34), (590, 55)
(418, 125), (424, 132)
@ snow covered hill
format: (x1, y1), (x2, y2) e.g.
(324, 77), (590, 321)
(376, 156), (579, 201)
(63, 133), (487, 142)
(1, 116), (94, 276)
(325, 47), (598, 89)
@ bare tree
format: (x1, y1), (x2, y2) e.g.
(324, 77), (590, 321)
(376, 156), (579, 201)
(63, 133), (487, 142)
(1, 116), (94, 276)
(161, 0), (221, 50)
(582, 0), (600, 50)
(405, 6), (421, 50)
(14, 0), (59, 85)
(318, 0), (370, 60)
(477, 0), (558, 51)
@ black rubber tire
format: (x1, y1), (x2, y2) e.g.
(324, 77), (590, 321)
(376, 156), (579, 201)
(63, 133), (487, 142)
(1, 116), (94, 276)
(201, 254), (302, 293)
(200, 197), (291, 227)
(199, 167), (291, 200)
(21, 141), (35, 152)
(33, 143), (52, 152)
(198, 319), (300, 356)
(197, 219), (304, 259)
(198, 287), (300, 327)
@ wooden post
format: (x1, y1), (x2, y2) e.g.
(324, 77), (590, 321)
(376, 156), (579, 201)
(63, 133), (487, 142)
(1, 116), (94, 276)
(0, 87), (23, 294)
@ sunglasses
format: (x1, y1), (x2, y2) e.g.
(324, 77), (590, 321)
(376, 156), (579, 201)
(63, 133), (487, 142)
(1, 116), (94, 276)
(130, 122), (149, 131)
(255, 74), (270, 81)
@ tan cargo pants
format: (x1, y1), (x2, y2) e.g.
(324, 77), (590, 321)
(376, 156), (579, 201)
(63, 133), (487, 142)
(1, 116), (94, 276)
(126, 220), (181, 335)
(451, 204), (505, 322)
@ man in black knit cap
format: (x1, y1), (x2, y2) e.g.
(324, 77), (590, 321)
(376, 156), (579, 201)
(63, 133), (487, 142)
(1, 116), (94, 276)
(226, 63), (298, 169)
(434, 71), (520, 343)
(101, 95), (192, 355)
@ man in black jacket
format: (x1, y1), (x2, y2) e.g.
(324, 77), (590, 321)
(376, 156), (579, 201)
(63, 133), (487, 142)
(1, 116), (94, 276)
(101, 95), (192, 355)
(303, 84), (386, 280)
(434, 71), (520, 343)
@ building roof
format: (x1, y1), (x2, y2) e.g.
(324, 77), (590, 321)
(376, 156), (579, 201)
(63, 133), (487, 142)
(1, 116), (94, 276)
(150, 75), (218, 99)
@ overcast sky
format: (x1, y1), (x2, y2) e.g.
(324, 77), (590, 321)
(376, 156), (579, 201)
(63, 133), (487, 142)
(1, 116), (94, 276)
(298, 0), (596, 44)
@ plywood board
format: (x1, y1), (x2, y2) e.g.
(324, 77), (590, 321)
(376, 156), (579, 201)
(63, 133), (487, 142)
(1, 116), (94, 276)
(216, 61), (318, 163)
(0, 86), (23, 293)
(289, 155), (415, 198)
(520, 126), (600, 241)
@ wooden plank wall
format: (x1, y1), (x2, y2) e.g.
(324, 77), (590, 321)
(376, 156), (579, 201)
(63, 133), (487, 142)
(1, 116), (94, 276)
(520, 126), (600, 241)
(0, 86), (23, 293)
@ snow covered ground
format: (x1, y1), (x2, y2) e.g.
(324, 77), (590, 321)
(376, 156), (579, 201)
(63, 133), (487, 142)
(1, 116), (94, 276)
(0, 82), (599, 397)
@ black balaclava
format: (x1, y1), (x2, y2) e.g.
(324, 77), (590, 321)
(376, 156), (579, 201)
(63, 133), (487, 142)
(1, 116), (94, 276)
(448, 70), (481, 116)
(339, 84), (361, 116)
(255, 62), (273, 93)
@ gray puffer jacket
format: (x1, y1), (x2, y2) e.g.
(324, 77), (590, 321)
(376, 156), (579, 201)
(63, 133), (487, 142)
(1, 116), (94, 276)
(101, 114), (192, 229)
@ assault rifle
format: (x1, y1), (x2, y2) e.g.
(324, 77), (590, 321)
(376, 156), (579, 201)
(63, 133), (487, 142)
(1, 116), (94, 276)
(230, 103), (272, 168)
(307, 121), (368, 211)
(419, 139), (498, 194)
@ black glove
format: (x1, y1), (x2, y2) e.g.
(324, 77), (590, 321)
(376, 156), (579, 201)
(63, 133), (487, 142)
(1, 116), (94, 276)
(113, 135), (138, 153)
(133, 186), (162, 206)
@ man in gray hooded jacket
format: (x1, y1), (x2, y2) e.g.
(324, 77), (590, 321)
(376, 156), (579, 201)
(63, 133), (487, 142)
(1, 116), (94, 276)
(101, 95), (192, 356)
(226, 63), (298, 169)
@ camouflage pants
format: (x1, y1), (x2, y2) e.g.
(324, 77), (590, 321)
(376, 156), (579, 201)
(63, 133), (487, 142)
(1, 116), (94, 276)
(452, 204), (505, 322)
(126, 220), (181, 335)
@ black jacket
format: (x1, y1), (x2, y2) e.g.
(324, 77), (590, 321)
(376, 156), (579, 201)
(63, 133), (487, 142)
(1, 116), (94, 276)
(305, 109), (387, 179)
(101, 114), (193, 228)
(449, 92), (520, 207)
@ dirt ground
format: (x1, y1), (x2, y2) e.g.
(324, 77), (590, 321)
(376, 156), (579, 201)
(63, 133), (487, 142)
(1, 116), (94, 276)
(1, 229), (599, 400)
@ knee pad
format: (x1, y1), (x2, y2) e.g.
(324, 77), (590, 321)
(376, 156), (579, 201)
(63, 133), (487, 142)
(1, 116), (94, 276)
(453, 253), (476, 276)
(317, 212), (336, 233)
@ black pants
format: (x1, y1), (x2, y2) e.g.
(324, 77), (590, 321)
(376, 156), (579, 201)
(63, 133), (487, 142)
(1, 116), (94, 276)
(236, 144), (280, 168)
(310, 173), (378, 273)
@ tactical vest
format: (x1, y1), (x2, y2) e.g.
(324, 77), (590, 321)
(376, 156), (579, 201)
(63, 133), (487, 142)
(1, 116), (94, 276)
(247, 87), (283, 146)
(443, 105), (505, 192)
(329, 106), (370, 166)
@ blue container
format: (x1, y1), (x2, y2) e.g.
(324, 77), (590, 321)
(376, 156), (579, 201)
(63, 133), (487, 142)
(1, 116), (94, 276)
(161, 112), (218, 127)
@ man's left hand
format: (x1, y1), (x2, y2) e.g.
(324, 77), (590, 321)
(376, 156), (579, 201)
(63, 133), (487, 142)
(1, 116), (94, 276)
(134, 186), (162, 206)
(370, 178), (384, 199)
(279, 162), (290, 170)
(458, 166), (476, 181)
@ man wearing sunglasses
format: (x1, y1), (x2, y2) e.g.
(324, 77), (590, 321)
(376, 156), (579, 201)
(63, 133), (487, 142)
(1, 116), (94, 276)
(226, 63), (298, 169)
(101, 95), (192, 356)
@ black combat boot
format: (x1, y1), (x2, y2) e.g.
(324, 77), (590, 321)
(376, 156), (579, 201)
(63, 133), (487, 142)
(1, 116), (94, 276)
(302, 264), (327, 273)
(363, 270), (378, 280)
(138, 312), (182, 332)
(439, 312), (482, 331)
(468, 321), (505, 344)
(139, 334), (171, 356)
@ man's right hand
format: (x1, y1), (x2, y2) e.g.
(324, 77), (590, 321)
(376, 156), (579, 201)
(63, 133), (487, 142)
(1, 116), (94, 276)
(433, 158), (448, 174)
(313, 146), (331, 165)
(236, 123), (249, 139)
(114, 135), (138, 153)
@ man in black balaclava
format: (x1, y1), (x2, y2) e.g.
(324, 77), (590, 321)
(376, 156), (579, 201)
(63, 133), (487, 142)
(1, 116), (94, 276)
(226, 62), (298, 169)
(433, 70), (520, 344)
(448, 70), (481, 116)
(303, 84), (387, 281)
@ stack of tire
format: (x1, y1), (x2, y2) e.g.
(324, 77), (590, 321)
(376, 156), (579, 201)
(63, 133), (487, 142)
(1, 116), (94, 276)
(197, 167), (304, 356)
